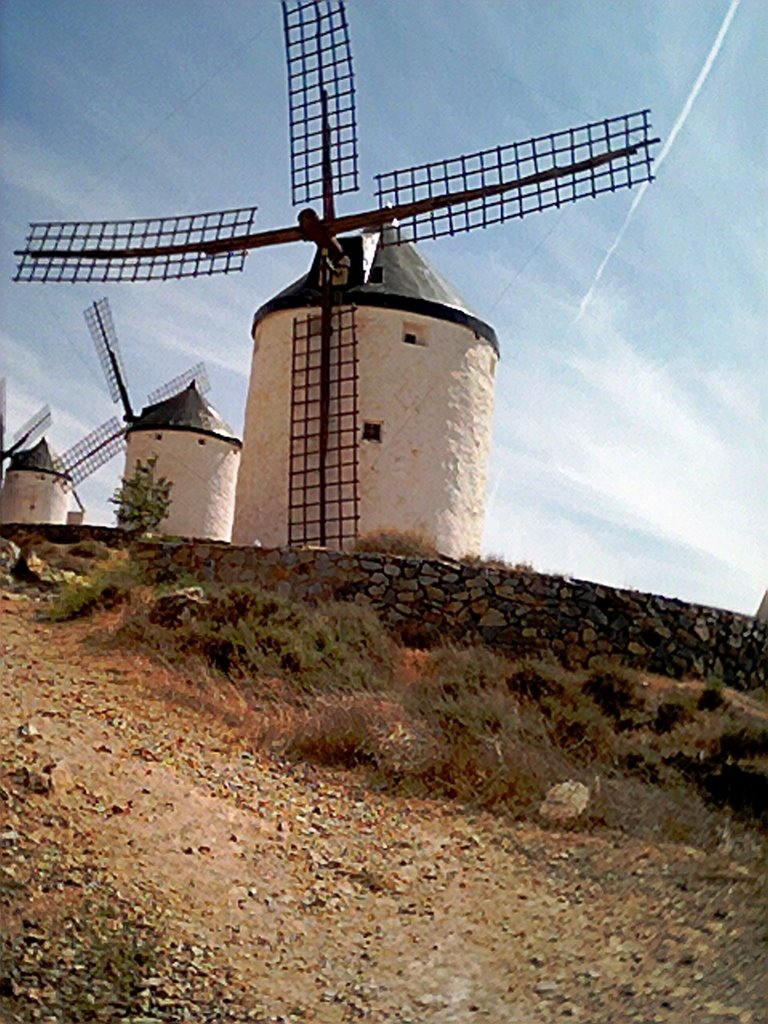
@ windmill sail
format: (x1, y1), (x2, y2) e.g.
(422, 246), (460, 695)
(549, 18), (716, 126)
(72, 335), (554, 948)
(17, 207), (259, 284)
(283, 0), (359, 205)
(375, 110), (656, 243)
(55, 417), (125, 486)
(0, 381), (53, 485)
(146, 363), (211, 406)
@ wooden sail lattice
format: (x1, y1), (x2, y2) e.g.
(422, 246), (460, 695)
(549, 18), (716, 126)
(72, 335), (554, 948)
(288, 305), (359, 548)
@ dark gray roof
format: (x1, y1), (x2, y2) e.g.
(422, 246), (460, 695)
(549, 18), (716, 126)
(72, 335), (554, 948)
(253, 228), (499, 353)
(128, 382), (241, 445)
(8, 437), (69, 478)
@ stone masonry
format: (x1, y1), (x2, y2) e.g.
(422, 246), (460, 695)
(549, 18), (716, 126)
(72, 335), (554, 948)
(2, 524), (765, 690)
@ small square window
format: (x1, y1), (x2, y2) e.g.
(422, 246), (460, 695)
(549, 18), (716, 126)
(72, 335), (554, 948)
(403, 331), (419, 345)
(362, 421), (382, 442)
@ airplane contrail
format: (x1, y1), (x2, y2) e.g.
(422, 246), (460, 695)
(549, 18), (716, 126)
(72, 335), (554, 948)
(575, 0), (741, 322)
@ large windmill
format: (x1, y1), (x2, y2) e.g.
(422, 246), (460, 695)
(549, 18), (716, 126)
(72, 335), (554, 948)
(0, 377), (124, 525)
(84, 298), (242, 541)
(13, 0), (659, 552)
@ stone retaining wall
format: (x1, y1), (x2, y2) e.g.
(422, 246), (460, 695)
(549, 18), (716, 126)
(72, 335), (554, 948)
(130, 537), (767, 691)
(2, 524), (765, 690)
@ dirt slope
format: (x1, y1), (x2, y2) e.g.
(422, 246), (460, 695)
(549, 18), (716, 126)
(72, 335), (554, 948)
(0, 589), (765, 1023)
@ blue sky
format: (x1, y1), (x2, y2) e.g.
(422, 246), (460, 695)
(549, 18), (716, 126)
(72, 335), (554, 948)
(1, 0), (765, 614)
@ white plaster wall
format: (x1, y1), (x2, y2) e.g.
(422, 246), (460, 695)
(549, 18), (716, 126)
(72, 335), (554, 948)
(233, 309), (294, 547)
(124, 429), (240, 541)
(233, 305), (497, 557)
(356, 308), (497, 558)
(0, 470), (70, 525)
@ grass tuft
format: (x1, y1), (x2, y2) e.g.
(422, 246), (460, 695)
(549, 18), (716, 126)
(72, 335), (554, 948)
(45, 552), (144, 621)
(351, 529), (443, 560)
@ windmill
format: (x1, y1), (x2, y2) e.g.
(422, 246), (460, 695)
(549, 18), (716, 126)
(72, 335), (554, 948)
(0, 378), (52, 485)
(84, 298), (241, 541)
(0, 377), (124, 525)
(13, 0), (660, 552)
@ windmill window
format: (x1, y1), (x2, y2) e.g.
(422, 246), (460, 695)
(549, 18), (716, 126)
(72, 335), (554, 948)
(362, 421), (382, 442)
(154, 433), (163, 441)
(369, 266), (383, 284)
(198, 438), (206, 446)
(402, 326), (425, 346)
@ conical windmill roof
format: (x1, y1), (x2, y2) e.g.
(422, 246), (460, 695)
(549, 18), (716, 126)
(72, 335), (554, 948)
(8, 437), (69, 478)
(253, 228), (499, 354)
(128, 382), (240, 446)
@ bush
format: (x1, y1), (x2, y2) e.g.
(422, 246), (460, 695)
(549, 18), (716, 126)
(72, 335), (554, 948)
(129, 584), (394, 693)
(111, 455), (172, 534)
(283, 697), (380, 767)
(583, 662), (647, 730)
(698, 679), (726, 711)
(45, 553), (144, 621)
(653, 696), (696, 734)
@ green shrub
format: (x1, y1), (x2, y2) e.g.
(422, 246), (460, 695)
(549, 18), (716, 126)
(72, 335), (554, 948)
(46, 554), (144, 621)
(111, 454), (172, 534)
(698, 679), (726, 711)
(133, 585), (394, 693)
(653, 696), (696, 734)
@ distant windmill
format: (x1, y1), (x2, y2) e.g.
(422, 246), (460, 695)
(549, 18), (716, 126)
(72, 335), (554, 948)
(0, 378), (52, 483)
(84, 298), (241, 541)
(0, 376), (124, 525)
(13, 1), (659, 554)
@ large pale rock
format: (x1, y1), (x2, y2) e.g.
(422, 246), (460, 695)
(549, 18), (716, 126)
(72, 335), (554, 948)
(538, 780), (590, 822)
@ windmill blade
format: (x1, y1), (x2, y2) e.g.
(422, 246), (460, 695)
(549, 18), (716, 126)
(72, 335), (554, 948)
(283, 0), (359, 206)
(9, 404), (52, 454)
(146, 362), (212, 406)
(56, 417), (125, 486)
(84, 298), (135, 418)
(15, 205), (259, 284)
(374, 109), (658, 244)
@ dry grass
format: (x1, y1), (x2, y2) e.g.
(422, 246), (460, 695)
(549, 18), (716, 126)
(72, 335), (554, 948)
(351, 529), (443, 560)
(54, 563), (768, 841)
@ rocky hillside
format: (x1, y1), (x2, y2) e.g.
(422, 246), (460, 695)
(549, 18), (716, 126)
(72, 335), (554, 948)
(0, 550), (766, 1023)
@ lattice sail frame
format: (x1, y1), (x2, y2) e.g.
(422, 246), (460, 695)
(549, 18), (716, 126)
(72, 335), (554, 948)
(55, 417), (125, 486)
(16, 207), (258, 284)
(376, 110), (655, 243)
(283, 0), (359, 205)
(288, 305), (359, 548)
(85, 298), (130, 406)
(146, 363), (211, 405)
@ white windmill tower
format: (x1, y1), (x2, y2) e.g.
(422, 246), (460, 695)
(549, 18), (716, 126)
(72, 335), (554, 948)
(13, 2), (659, 555)
(234, 225), (499, 555)
(84, 299), (241, 541)
(0, 383), (62, 524)
(0, 377), (125, 525)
